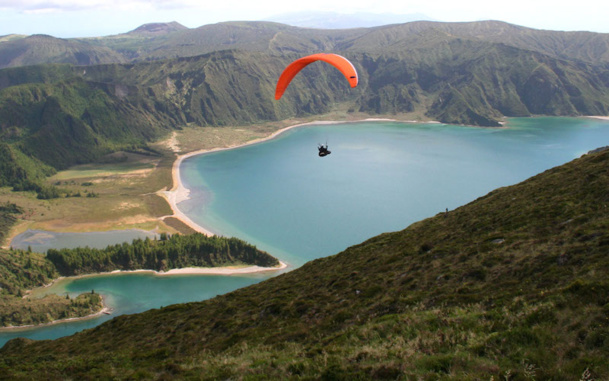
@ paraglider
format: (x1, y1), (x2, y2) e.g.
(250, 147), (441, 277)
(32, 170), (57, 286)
(275, 53), (358, 157)
(318, 143), (331, 157)
(274, 53), (358, 100)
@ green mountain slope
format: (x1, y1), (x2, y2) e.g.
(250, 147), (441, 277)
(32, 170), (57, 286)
(0, 67), (186, 173)
(83, 22), (190, 61)
(2, 148), (608, 379)
(0, 49), (363, 188)
(0, 34), (127, 69)
(410, 20), (609, 64)
(2, 21), (609, 188)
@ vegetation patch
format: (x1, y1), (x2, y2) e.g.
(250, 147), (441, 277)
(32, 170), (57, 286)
(46, 233), (279, 276)
(0, 248), (104, 327)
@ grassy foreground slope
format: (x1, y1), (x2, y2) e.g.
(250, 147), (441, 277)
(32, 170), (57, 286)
(2, 149), (609, 379)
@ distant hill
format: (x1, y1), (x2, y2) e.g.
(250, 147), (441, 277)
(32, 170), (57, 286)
(0, 34), (26, 43)
(265, 11), (434, 29)
(2, 20), (609, 188)
(0, 34), (126, 69)
(3, 20), (609, 66)
(126, 21), (189, 36)
(387, 20), (609, 64)
(2, 144), (608, 379)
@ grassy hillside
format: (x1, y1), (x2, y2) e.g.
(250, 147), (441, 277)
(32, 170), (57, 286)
(1, 148), (607, 379)
(0, 203), (24, 247)
(82, 22), (190, 61)
(0, 68), (185, 185)
(413, 20), (609, 64)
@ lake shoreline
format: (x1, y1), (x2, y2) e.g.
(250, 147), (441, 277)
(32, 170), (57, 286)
(156, 117), (406, 239)
(5, 261), (287, 331)
(29, 261), (288, 297)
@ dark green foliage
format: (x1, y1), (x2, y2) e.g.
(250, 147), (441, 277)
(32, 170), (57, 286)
(0, 249), (58, 296)
(0, 70), (187, 189)
(46, 233), (279, 276)
(34, 184), (61, 199)
(0, 292), (103, 328)
(0, 142), (55, 187)
(2, 145), (609, 379)
(0, 202), (22, 244)
(0, 77), (181, 170)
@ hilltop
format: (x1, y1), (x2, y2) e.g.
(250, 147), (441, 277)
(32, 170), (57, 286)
(126, 22), (188, 36)
(267, 11), (434, 29)
(3, 20), (609, 66)
(1, 145), (607, 379)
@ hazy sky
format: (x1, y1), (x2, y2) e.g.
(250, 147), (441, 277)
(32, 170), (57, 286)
(1, 0), (607, 38)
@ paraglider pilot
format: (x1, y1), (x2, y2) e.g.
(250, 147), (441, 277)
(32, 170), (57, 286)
(318, 144), (331, 157)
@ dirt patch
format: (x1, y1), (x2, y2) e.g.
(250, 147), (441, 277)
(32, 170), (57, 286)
(34, 214), (161, 233)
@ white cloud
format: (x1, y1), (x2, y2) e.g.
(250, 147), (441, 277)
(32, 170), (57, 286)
(0, 0), (200, 13)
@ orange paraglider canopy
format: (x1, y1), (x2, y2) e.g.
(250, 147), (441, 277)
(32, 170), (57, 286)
(275, 53), (358, 100)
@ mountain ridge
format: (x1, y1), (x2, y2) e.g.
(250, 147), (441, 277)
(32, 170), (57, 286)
(3, 20), (609, 67)
(266, 11), (434, 29)
(2, 20), (609, 188)
(126, 21), (188, 36)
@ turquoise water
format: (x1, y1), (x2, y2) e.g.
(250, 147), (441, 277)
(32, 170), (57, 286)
(179, 117), (609, 266)
(0, 272), (266, 345)
(2, 117), (609, 347)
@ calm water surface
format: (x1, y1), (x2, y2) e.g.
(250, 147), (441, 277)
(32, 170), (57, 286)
(2, 117), (609, 347)
(179, 117), (609, 266)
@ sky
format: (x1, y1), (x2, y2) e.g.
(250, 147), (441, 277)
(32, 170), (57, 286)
(0, 0), (608, 38)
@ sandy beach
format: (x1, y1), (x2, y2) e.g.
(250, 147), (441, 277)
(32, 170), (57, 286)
(108, 261), (288, 276)
(158, 262), (288, 274)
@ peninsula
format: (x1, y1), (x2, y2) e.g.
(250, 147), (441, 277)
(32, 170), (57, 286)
(0, 231), (282, 328)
